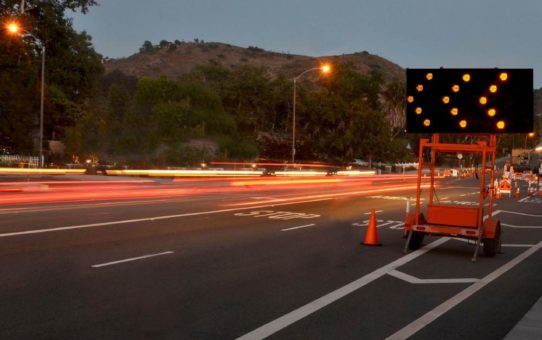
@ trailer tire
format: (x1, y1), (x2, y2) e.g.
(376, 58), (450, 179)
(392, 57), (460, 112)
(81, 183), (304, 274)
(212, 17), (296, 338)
(407, 213), (426, 250)
(483, 223), (501, 257)
(408, 231), (425, 250)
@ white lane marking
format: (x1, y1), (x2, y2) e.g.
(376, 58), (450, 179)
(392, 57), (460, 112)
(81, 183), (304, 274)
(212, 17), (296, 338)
(386, 239), (542, 340)
(281, 224), (316, 231)
(0, 199), (176, 215)
(236, 237), (450, 340)
(388, 270), (479, 284)
(364, 210), (384, 215)
(502, 244), (536, 247)
(452, 238), (535, 248)
(497, 210), (542, 217)
(376, 221), (396, 228)
(502, 223), (542, 229)
(0, 198), (333, 238)
(235, 210), (320, 220)
(91, 251), (173, 268)
(518, 196), (531, 203)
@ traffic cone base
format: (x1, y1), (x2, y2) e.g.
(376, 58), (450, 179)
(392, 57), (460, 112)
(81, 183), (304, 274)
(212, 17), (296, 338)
(362, 209), (382, 246)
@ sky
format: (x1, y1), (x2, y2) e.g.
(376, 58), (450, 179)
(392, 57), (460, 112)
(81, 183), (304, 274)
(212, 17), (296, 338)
(70, 0), (542, 88)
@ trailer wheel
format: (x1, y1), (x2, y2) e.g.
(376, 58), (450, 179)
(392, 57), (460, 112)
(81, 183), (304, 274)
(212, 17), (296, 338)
(483, 223), (501, 257)
(407, 213), (426, 250)
(408, 231), (425, 250)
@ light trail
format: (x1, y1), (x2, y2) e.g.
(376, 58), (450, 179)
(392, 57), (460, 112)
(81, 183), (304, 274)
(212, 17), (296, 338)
(231, 178), (342, 186)
(225, 183), (432, 207)
(0, 173), (438, 206)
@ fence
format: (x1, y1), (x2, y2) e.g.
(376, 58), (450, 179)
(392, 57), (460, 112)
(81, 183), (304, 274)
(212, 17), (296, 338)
(0, 155), (39, 168)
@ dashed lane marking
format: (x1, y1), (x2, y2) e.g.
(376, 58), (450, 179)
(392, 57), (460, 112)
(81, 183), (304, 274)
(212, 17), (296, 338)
(91, 251), (174, 268)
(281, 224), (316, 232)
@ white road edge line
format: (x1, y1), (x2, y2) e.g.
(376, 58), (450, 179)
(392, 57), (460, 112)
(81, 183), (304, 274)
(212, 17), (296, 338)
(386, 239), (542, 340)
(281, 224), (315, 231)
(236, 237), (450, 340)
(91, 251), (174, 268)
(0, 198), (333, 238)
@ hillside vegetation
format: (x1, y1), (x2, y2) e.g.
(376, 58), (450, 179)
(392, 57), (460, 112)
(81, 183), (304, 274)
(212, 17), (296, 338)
(104, 40), (405, 84)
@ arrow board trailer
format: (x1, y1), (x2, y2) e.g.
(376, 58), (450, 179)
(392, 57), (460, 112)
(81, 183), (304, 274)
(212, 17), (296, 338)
(403, 68), (533, 261)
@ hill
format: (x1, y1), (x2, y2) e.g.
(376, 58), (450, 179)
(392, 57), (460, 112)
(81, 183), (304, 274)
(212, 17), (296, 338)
(103, 41), (405, 83)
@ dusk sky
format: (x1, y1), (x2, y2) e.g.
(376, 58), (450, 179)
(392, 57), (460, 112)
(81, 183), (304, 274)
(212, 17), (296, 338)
(70, 0), (542, 88)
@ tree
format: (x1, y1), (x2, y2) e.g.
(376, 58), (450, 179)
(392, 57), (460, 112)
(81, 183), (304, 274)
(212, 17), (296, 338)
(382, 80), (406, 138)
(140, 40), (154, 53)
(0, 0), (103, 158)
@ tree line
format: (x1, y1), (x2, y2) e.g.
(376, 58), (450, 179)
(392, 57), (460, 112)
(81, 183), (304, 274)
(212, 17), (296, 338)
(70, 61), (412, 167)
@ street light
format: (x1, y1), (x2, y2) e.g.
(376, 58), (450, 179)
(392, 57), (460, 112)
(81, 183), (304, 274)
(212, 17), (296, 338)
(5, 21), (46, 167)
(291, 63), (331, 164)
(524, 132), (535, 149)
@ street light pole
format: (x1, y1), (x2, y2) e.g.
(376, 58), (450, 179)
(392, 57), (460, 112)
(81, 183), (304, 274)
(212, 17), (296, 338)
(291, 65), (330, 165)
(292, 76), (297, 164)
(39, 44), (45, 168)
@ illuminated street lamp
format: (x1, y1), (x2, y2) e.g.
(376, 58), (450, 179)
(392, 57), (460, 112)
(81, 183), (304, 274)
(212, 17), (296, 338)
(525, 132), (535, 149)
(5, 21), (46, 167)
(292, 63), (331, 164)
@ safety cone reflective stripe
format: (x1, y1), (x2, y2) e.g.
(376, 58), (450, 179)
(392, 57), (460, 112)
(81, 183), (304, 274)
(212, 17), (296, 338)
(362, 209), (382, 246)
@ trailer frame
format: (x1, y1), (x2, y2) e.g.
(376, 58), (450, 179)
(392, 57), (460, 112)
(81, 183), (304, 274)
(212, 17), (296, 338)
(403, 134), (501, 262)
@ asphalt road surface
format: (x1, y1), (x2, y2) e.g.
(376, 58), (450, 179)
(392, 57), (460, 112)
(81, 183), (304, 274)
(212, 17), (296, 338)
(0, 174), (541, 339)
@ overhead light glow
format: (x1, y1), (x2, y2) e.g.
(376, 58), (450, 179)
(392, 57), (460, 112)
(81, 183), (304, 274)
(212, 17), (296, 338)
(6, 22), (20, 34)
(442, 96), (450, 104)
(459, 120), (467, 128)
(452, 85), (460, 92)
(499, 72), (508, 81)
(462, 74), (471, 82)
(423, 119), (431, 127)
(416, 85), (424, 92)
(450, 108), (458, 116)
(415, 107), (422, 114)
(479, 96), (488, 105)
(497, 121), (505, 129)
(407, 96), (414, 103)
(426, 73), (433, 80)
(487, 108), (496, 117)
(489, 85), (498, 93)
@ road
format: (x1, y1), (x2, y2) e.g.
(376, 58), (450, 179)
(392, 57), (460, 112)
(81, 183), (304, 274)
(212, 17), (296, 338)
(0, 174), (541, 339)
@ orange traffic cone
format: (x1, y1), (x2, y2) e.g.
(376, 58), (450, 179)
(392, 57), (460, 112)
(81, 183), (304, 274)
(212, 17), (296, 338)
(362, 209), (382, 246)
(514, 187), (520, 199)
(495, 186), (501, 199)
